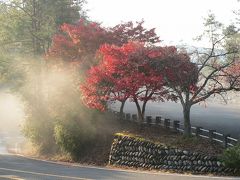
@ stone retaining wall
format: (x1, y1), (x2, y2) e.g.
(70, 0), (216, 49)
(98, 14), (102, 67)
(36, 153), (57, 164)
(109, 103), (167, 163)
(109, 134), (237, 174)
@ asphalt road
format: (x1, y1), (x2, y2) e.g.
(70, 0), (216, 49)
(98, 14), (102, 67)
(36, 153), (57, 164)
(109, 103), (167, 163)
(111, 101), (240, 138)
(0, 154), (239, 180)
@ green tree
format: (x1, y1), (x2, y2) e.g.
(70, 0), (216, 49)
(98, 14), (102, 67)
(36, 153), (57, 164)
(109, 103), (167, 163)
(0, 0), (87, 154)
(0, 0), (86, 55)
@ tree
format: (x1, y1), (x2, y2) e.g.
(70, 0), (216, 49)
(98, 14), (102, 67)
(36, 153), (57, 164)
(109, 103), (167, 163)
(0, 0), (86, 55)
(108, 20), (160, 46)
(49, 20), (160, 69)
(81, 42), (173, 122)
(151, 49), (198, 135)
(49, 20), (162, 119)
(152, 14), (240, 136)
(49, 19), (111, 68)
(0, 0), (87, 152)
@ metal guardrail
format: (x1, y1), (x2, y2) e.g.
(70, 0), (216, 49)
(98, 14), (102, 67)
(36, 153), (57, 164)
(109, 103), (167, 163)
(200, 128), (209, 133)
(109, 110), (239, 148)
(213, 132), (223, 136)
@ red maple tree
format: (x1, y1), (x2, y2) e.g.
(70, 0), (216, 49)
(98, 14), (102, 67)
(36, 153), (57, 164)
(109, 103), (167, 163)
(48, 19), (160, 69)
(81, 42), (175, 122)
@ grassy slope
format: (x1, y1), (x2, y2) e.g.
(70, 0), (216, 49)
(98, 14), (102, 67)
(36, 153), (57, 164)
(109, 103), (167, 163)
(76, 113), (224, 166)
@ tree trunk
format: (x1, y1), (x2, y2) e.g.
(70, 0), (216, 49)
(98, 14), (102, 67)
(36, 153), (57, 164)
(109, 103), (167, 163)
(141, 101), (147, 121)
(134, 99), (144, 123)
(183, 104), (191, 137)
(119, 100), (126, 120)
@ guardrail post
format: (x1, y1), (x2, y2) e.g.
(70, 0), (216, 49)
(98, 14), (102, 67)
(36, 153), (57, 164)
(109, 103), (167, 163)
(155, 116), (161, 125)
(195, 127), (202, 137)
(173, 120), (180, 132)
(126, 113), (131, 121)
(223, 134), (230, 148)
(116, 112), (121, 120)
(132, 114), (137, 122)
(146, 116), (152, 126)
(164, 119), (170, 129)
(112, 111), (118, 119)
(119, 112), (124, 120)
(122, 113), (126, 120)
(209, 130), (216, 141)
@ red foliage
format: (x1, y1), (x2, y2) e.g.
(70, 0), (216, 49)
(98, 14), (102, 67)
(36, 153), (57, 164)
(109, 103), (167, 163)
(225, 61), (240, 87)
(49, 19), (111, 66)
(48, 19), (160, 68)
(81, 42), (169, 115)
(150, 48), (198, 93)
(108, 20), (160, 46)
(48, 18), (196, 118)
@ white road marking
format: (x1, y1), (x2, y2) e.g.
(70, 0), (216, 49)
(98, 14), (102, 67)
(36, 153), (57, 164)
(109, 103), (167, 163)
(0, 175), (24, 180)
(0, 167), (93, 180)
(6, 154), (240, 179)
(0, 175), (24, 179)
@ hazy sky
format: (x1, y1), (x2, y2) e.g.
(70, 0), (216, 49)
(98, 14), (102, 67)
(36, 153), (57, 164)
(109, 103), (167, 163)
(86, 0), (239, 47)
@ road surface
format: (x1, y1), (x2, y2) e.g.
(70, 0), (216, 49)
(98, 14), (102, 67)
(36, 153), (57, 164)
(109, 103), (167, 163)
(0, 153), (239, 180)
(0, 123), (239, 180)
(111, 101), (240, 138)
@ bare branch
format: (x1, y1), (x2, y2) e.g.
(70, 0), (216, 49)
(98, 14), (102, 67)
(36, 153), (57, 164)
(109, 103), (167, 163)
(191, 54), (237, 101)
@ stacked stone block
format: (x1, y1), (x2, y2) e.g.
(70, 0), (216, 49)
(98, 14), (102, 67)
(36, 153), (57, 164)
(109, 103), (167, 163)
(109, 135), (237, 174)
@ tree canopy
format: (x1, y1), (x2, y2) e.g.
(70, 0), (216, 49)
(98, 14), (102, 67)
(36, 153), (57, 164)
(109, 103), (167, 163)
(0, 0), (86, 55)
